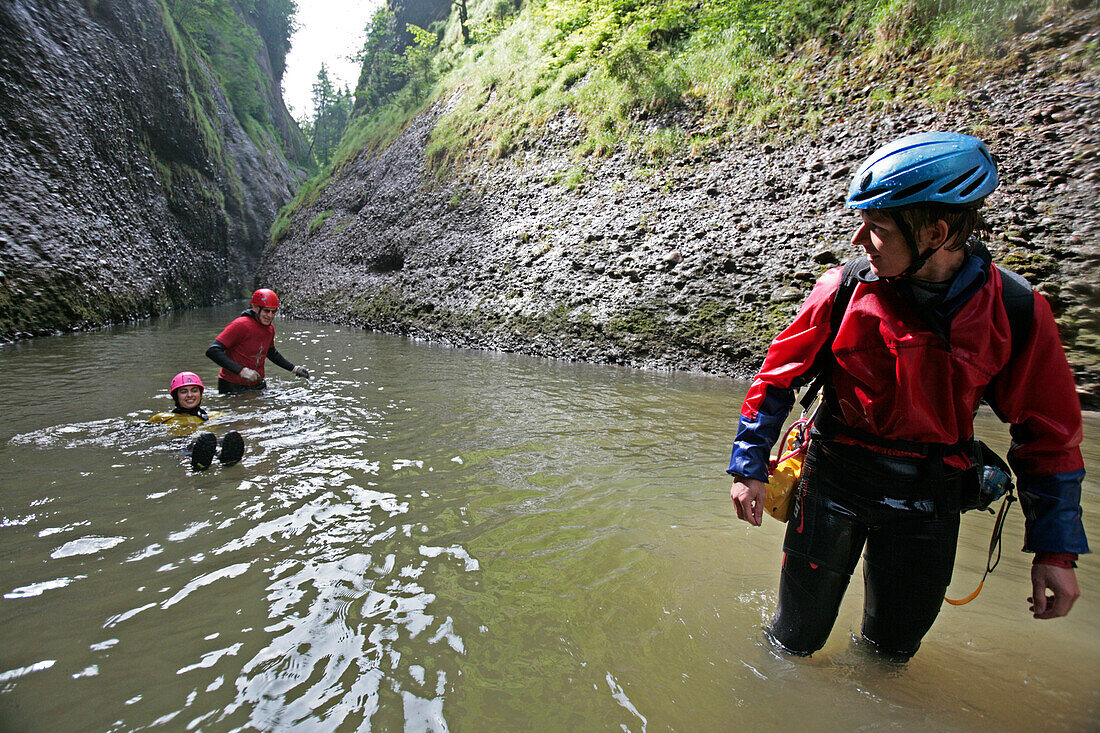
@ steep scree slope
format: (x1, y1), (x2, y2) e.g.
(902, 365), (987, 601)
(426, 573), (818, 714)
(261, 13), (1100, 407)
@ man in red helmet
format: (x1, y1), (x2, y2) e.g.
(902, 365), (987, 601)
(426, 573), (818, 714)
(206, 288), (311, 394)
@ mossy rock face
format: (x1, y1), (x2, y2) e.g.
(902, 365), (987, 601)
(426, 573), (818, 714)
(0, 0), (301, 342)
(606, 307), (661, 339)
(0, 260), (217, 339)
(1002, 251), (1059, 282)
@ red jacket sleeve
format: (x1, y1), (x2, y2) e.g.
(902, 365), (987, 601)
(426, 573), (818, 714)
(741, 267), (842, 419)
(988, 292), (1084, 478)
(729, 268), (843, 481)
(987, 291), (1088, 554)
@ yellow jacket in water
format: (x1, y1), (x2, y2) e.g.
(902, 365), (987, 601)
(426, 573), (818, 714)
(148, 409), (221, 433)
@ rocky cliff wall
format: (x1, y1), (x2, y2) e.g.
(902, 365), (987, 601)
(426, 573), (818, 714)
(260, 12), (1100, 407)
(0, 0), (302, 340)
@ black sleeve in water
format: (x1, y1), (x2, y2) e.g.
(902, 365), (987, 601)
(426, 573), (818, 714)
(206, 340), (243, 374)
(267, 345), (295, 372)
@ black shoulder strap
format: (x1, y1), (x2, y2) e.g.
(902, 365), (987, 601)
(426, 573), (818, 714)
(831, 255), (867, 334)
(995, 265), (1034, 360)
(799, 255), (867, 410)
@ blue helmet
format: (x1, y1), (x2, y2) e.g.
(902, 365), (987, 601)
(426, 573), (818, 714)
(847, 132), (998, 210)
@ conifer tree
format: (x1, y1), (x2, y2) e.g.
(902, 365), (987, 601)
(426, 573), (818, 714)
(308, 64), (352, 165)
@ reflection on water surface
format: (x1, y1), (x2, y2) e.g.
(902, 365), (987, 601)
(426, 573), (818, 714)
(0, 306), (1097, 731)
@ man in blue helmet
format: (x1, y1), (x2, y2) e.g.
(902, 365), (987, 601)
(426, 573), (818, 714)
(727, 132), (1088, 658)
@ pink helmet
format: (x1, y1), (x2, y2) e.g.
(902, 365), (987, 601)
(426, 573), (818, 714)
(251, 288), (280, 309)
(169, 371), (204, 396)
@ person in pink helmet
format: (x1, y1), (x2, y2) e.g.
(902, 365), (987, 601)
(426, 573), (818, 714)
(206, 288), (310, 394)
(149, 371), (244, 471)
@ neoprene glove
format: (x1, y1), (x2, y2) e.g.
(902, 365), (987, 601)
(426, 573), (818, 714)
(239, 367), (260, 383)
(293, 365), (311, 379)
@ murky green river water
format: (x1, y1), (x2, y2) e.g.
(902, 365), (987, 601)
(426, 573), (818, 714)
(0, 305), (1097, 731)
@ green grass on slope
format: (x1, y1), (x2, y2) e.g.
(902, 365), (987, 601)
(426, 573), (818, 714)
(270, 0), (1094, 242)
(424, 0), (1088, 170)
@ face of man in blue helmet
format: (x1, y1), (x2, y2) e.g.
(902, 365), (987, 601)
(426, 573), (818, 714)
(852, 210), (953, 279)
(851, 210), (914, 278)
(847, 132), (995, 280)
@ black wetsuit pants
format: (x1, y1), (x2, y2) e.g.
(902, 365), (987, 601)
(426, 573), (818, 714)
(767, 440), (963, 658)
(218, 377), (267, 394)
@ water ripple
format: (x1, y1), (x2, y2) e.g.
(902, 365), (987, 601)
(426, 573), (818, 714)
(1, 313), (1097, 731)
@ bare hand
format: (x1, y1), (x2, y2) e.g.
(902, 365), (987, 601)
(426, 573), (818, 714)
(239, 367), (260, 384)
(730, 477), (767, 526)
(1029, 563), (1080, 619)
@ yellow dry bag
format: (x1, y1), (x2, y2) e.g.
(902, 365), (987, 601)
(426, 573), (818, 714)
(764, 420), (810, 522)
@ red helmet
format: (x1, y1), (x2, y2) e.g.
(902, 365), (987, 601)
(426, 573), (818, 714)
(169, 371), (204, 396)
(251, 288), (280, 309)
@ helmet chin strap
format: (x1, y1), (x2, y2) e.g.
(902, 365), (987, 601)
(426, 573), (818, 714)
(890, 212), (964, 279)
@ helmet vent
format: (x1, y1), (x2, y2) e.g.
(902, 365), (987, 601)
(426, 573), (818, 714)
(939, 167), (979, 194)
(891, 179), (934, 201)
(849, 188), (879, 203)
(861, 172), (874, 191)
(959, 172), (989, 198)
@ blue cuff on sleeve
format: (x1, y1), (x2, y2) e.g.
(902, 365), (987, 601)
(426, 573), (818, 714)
(1018, 469), (1090, 554)
(727, 386), (795, 483)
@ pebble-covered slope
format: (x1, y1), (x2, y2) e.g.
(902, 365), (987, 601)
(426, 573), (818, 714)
(261, 11), (1100, 407)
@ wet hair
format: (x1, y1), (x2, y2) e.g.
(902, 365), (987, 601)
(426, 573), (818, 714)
(894, 200), (990, 252)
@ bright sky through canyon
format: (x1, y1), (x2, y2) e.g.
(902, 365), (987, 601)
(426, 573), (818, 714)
(282, 0), (383, 119)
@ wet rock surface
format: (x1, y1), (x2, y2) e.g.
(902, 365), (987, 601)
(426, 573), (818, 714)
(0, 0), (302, 340)
(264, 11), (1100, 407)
